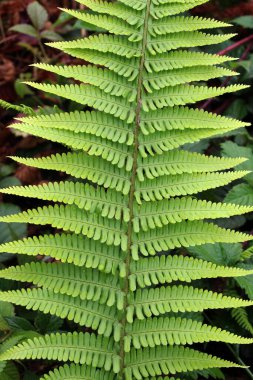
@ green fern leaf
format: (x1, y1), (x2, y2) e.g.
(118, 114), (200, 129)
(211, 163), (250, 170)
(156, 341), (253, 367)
(1, 0), (253, 377)
(11, 123), (133, 169)
(128, 285), (253, 321)
(48, 35), (141, 59)
(18, 110), (134, 145)
(129, 255), (253, 290)
(0, 182), (130, 221)
(33, 64), (137, 100)
(75, 0), (143, 26)
(151, 16), (230, 35)
(0, 204), (128, 250)
(0, 332), (121, 373)
(10, 153), (131, 194)
(61, 9), (139, 38)
(125, 346), (242, 380)
(135, 171), (249, 203)
(138, 128), (235, 156)
(137, 150), (246, 181)
(41, 364), (114, 380)
(125, 316), (253, 350)
(0, 262), (124, 309)
(134, 197), (253, 232)
(0, 289), (121, 340)
(0, 233), (126, 276)
(232, 308), (253, 335)
(145, 50), (236, 73)
(142, 84), (248, 111)
(141, 106), (248, 134)
(143, 65), (237, 92)
(150, 1), (208, 17)
(133, 221), (253, 257)
(25, 82), (136, 122)
(147, 32), (236, 55)
(0, 99), (34, 115)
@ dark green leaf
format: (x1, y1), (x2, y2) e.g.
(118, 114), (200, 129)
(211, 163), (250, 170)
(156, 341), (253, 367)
(27, 1), (48, 30)
(10, 24), (38, 38)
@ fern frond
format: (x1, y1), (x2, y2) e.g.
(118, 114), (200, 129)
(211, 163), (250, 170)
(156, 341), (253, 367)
(150, 1), (208, 18)
(117, 0), (146, 10)
(232, 308), (253, 335)
(11, 123), (133, 170)
(25, 82), (136, 122)
(153, 0), (206, 4)
(125, 317), (253, 350)
(0, 233), (126, 276)
(145, 50), (236, 73)
(0, 332), (121, 373)
(134, 198), (253, 232)
(58, 49), (139, 79)
(128, 285), (253, 321)
(0, 182), (130, 221)
(132, 221), (253, 257)
(137, 150), (246, 180)
(0, 204), (128, 250)
(1, 0), (252, 377)
(151, 16), (230, 35)
(48, 35), (141, 59)
(125, 346), (241, 380)
(147, 32), (235, 55)
(0, 289), (121, 340)
(11, 152), (131, 194)
(143, 84), (247, 111)
(0, 262), (124, 309)
(41, 364), (114, 380)
(141, 106), (248, 134)
(0, 99), (35, 115)
(75, 0), (143, 26)
(33, 64), (137, 101)
(143, 66), (237, 92)
(138, 128), (235, 156)
(18, 111), (134, 145)
(135, 171), (249, 203)
(60, 9), (139, 38)
(129, 255), (253, 290)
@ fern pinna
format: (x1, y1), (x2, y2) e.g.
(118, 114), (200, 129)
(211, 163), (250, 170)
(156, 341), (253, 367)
(1, 0), (253, 378)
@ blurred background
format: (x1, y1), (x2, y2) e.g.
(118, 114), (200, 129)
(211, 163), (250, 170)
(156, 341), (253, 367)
(1, 1), (253, 379)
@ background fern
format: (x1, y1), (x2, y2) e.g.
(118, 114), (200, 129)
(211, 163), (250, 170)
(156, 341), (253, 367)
(0, 0), (253, 379)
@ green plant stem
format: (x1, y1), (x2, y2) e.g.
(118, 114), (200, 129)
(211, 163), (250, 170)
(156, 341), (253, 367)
(38, 37), (49, 61)
(227, 344), (253, 380)
(0, 17), (5, 39)
(205, 313), (253, 379)
(119, 0), (151, 377)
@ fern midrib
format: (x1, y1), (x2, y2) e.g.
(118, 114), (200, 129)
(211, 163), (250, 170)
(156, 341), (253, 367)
(120, 0), (151, 376)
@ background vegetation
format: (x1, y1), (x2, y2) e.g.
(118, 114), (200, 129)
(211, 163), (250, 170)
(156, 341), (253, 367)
(1, 0), (253, 378)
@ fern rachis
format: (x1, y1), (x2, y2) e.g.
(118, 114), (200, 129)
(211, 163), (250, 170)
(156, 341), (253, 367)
(0, 0), (253, 379)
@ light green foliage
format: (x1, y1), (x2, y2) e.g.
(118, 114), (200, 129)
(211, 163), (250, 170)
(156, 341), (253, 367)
(0, 0), (253, 378)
